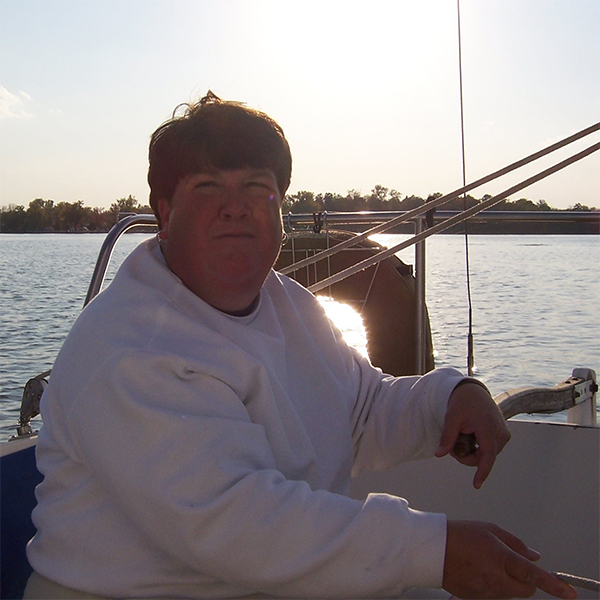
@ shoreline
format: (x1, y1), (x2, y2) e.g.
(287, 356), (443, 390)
(1, 227), (598, 235)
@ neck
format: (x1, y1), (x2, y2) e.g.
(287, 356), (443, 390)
(221, 295), (260, 317)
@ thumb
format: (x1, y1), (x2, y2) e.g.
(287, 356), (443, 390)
(435, 420), (460, 457)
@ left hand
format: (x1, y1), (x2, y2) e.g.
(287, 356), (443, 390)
(435, 382), (511, 489)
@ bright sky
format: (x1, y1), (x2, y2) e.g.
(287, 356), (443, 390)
(1, 0), (598, 210)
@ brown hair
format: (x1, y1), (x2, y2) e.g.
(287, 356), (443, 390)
(148, 91), (292, 226)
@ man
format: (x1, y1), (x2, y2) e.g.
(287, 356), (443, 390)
(25, 92), (576, 599)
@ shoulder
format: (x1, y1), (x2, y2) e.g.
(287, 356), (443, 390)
(55, 240), (225, 374)
(264, 269), (323, 308)
(261, 270), (335, 329)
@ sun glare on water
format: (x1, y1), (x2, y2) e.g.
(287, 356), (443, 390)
(317, 296), (369, 358)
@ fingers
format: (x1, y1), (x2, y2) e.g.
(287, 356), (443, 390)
(435, 407), (474, 459)
(493, 525), (577, 599)
(452, 432), (479, 458)
(472, 447), (496, 489)
(506, 553), (578, 599)
(435, 414), (463, 458)
(437, 382), (511, 488)
(434, 433), (456, 458)
(435, 417), (497, 489)
(491, 524), (540, 560)
(444, 521), (578, 600)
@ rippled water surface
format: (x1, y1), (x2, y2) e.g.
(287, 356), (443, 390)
(374, 234), (599, 397)
(1, 233), (598, 441)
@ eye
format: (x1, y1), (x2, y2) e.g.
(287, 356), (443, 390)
(245, 177), (277, 197)
(191, 178), (220, 196)
(247, 181), (271, 191)
(195, 180), (218, 189)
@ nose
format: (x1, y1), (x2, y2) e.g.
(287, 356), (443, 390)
(219, 189), (250, 220)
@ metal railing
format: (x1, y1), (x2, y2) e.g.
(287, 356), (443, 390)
(83, 121), (599, 370)
(83, 214), (158, 306)
(83, 208), (599, 374)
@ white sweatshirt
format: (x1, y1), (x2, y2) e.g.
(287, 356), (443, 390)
(28, 238), (465, 599)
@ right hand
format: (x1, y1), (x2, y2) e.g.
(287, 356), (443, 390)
(443, 520), (577, 599)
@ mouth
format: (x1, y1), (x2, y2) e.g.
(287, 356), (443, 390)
(215, 231), (256, 240)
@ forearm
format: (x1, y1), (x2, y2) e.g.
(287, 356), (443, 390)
(351, 364), (465, 474)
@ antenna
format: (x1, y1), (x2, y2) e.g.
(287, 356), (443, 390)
(456, 0), (476, 376)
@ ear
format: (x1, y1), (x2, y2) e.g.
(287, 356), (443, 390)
(157, 198), (171, 238)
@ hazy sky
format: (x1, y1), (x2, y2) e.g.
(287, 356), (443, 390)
(1, 0), (598, 210)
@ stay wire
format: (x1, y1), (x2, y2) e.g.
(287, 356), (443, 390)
(453, 10), (598, 593)
(456, 0), (475, 376)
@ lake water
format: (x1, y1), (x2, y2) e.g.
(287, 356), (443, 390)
(1, 233), (599, 442)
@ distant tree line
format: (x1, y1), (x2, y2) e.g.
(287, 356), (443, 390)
(0, 196), (152, 233)
(0, 187), (597, 233)
(281, 186), (597, 215)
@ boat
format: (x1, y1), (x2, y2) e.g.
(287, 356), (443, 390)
(1, 124), (599, 599)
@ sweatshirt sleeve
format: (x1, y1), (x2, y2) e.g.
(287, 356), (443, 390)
(349, 353), (466, 475)
(62, 349), (446, 598)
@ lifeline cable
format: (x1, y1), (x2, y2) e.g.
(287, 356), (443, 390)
(554, 572), (600, 592)
(279, 121), (600, 281)
(307, 140), (600, 294)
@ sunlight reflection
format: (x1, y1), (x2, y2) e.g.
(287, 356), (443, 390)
(317, 296), (369, 358)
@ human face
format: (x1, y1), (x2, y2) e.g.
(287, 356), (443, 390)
(158, 168), (283, 314)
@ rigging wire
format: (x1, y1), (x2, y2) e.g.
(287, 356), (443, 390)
(453, 6), (598, 592)
(456, 0), (476, 376)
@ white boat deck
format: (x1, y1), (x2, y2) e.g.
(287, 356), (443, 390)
(351, 418), (600, 598)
